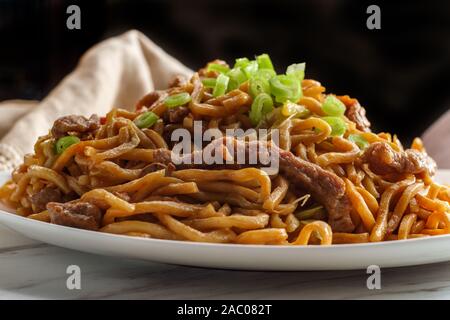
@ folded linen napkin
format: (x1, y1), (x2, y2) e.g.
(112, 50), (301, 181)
(0, 30), (192, 171)
(422, 109), (450, 169)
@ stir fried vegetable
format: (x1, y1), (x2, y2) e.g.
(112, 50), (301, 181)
(55, 136), (80, 155)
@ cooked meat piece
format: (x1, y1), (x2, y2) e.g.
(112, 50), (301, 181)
(154, 139), (355, 232)
(168, 106), (190, 123)
(277, 148), (355, 232)
(168, 74), (188, 88)
(338, 95), (371, 132)
(51, 114), (100, 139)
(135, 90), (168, 110)
(362, 142), (436, 176)
(162, 123), (191, 149)
(140, 162), (175, 177)
(346, 102), (371, 132)
(47, 202), (102, 231)
(31, 186), (63, 213)
(152, 148), (174, 166)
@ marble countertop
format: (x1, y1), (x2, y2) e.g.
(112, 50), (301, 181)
(1, 224), (450, 300)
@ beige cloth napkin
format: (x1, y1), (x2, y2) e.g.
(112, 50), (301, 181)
(422, 109), (450, 169)
(0, 30), (193, 171)
(0, 29), (448, 170)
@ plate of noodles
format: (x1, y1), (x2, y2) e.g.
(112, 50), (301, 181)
(0, 54), (449, 270)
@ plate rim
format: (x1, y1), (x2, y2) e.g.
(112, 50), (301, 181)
(2, 207), (450, 251)
(0, 169), (449, 251)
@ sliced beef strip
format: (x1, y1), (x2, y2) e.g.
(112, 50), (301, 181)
(167, 106), (190, 123)
(47, 202), (102, 231)
(362, 142), (436, 176)
(277, 148), (355, 232)
(51, 114), (100, 139)
(30, 186), (63, 213)
(168, 74), (188, 88)
(155, 139), (355, 232)
(338, 95), (371, 132)
(140, 162), (176, 177)
(152, 148), (174, 165)
(135, 90), (168, 111)
(346, 102), (371, 132)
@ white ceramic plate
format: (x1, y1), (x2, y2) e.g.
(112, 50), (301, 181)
(0, 170), (449, 271)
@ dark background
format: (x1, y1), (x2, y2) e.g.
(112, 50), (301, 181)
(0, 0), (448, 144)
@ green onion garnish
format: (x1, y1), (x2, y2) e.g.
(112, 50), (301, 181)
(322, 116), (348, 137)
(207, 63), (229, 74)
(227, 68), (247, 91)
(269, 75), (302, 103)
(201, 77), (216, 88)
(349, 134), (369, 150)
(249, 93), (274, 126)
(242, 60), (258, 78)
(234, 57), (250, 69)
(134, 111), (159, 129)
(281, 101), (310, 118)
(256, 53), (274, 70)
(255, 68), (276, 80)
(322, 95), (346, 116)
(55, 136), (80, 155)
(295, 205), (326, 220)
(164, 92), (192, 108)
(249, 76), (270, 98)
(212, 73), (230, 97)
(286, 63), (306, 81)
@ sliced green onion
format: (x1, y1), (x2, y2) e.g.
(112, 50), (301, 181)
(242, 60), (258, 78)
(134, 111), (159, 129)
(55, 136), (80, 155)
(207, 63), (229, 74)
(227, 68), (247, 91)
(295, 205), (326, 220)
(286, 63), (306, 81)
(249, 76), (270, 97)
(281, 101), (311, 118)
(249, 93), (274, 126)
(164, 92), (192, 108)
(212, 73), (230, 97)
(201, 77), (216, 88)
(322, 116), (348, 136)
(234, 57), (250, 69)
(349, 134), (369, 150)
(322, 95), (346, 116)
(255, 68), (276, 80)
(256, 53), (274, 70)
(269, 75), (302, 103)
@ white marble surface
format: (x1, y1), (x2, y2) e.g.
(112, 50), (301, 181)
(1, 224), (450, 300)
